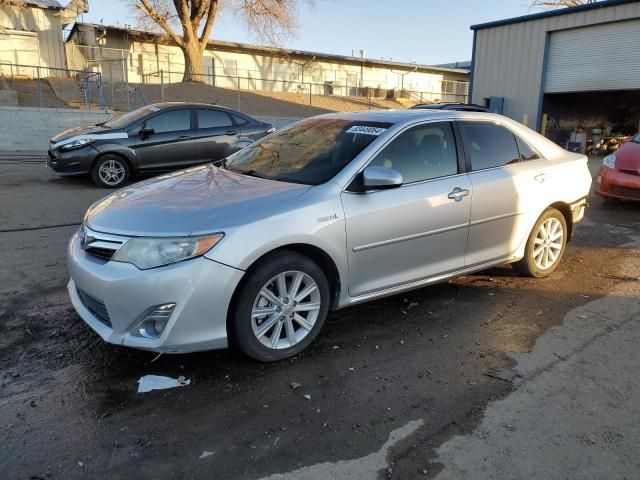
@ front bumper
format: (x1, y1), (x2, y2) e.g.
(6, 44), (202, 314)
(67, 230), (244, 353)
(47, 145), (98, 175)
(595, 167), (640, 201)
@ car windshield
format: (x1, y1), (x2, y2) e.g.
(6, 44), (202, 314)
(632, 133), (640, 143)
(223, 118), (392, 185)
(103, 106), (160, 129)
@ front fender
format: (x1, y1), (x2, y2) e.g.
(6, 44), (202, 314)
(93, 143), (138, 170)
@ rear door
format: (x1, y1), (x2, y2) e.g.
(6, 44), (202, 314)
(135, 108), (196, 170)
(194, 109), (240, 162)
(458, 121), (549, 266)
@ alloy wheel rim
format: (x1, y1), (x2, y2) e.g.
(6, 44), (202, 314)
(533, 217), (564, 270)
(99, 159), (125, 185)
(251, 271), (321, 350)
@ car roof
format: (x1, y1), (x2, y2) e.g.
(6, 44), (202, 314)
(147, 102), (245, 114)
(313, 109), (503, 125)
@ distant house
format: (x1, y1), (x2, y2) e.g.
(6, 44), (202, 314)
(0, 0), (85, 76)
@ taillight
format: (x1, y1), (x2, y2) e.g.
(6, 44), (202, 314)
(266, 126), (276, 134)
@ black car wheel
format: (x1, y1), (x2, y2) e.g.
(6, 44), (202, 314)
(230, 251), (330, 362)
(92, 155), (130, 188)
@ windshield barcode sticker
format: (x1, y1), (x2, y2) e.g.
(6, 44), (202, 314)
(346, 126), (387, 136)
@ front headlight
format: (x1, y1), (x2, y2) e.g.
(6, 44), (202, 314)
(111, 234), (224, 269)
(602, 154), (616, 169)
(59, 138), (94, 151)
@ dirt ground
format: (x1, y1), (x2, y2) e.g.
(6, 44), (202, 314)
(0, 157), (638, 479)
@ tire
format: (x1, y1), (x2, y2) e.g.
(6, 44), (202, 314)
(230, 251), (330, 362)
(513, 207), (568, 278)
(91, 154), (130, 188)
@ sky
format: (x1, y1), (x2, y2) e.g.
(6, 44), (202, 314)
(80, 0), (546, 65)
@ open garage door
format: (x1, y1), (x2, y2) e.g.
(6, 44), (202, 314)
(545, 18), (640, 93)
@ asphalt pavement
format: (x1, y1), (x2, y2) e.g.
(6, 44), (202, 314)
(0, 158), (638, 480)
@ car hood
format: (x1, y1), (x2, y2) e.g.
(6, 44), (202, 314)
(615, 140), (640, 170)
(50, 125), (128, 148)
(85, 165), (312, 236)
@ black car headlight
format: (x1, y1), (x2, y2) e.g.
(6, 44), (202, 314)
(59, 138), (95, 151)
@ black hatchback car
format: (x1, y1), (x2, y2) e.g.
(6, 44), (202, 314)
(47, 102), (275, 188)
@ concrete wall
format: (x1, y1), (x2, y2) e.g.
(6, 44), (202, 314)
(0, 106), (300, 151)
(471, 1), (640, 129)
(0, 106), (111, 150)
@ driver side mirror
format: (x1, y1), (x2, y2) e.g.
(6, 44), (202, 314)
(361, 165), (403, 190)
(140, 127), (155, 138)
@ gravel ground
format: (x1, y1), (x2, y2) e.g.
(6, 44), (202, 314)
(0, 158), (639, 479)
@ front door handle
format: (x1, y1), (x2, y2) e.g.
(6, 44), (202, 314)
(534, 173), (547, 183)
(448, 188), (470, 202)
(226, 130), (238, 135)
(178, 135), (192, 141)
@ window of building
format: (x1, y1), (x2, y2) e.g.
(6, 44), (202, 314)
(146, 109), (191, 133)
(459, 122), (520, 171)
(223, 59), (237, 76)
(196, 109), (233, 129)
(369, 122), (458, 183)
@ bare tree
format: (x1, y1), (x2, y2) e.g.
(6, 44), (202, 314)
(131, 0), (304, 82)
(531, 0), (597, 8)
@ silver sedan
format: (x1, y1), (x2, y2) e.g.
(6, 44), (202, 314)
(68, 110), (591, 361)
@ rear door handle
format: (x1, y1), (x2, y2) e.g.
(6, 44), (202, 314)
(534, 173), (547, 183)
(448, 187), (470, 202)
(226, 130), (239, 135)
(178, 135), (192, 141)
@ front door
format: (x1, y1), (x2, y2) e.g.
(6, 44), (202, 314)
(458, 121), (550, 266)
(341, 121), (472, 297)
(135, 108), (196, 170)
(194, 108), (240, 162)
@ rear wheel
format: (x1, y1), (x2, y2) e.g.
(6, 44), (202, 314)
(513, 208), (567, 278)
(92, 155), (130, 188)
(230, 251), (330, 361)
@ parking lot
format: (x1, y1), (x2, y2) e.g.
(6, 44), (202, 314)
(1, 157), (639, 479)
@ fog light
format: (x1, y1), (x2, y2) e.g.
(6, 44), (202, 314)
(134, 303), (176, 339)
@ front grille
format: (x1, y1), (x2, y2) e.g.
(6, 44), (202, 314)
(80, 226), (126, 261)
(610, 185), (640, 200)
(620, 169), (640, 177)
(77, 288), (112, 327)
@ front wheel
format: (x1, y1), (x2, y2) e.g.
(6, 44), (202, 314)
(513, 208), (568, 278)
(230, 251), (330, 361)
(92, 155), (130, 188)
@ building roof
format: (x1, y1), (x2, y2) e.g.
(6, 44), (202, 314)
(7, 0), (64, 9)
(471, 0), (639, 30)
(68, 22), (469, 76)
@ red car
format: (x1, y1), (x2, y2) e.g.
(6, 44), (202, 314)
(595, 133), (640, 202)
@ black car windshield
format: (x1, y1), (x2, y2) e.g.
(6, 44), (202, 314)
(224, 118), (392, 185)
(103, 106), (160, 129)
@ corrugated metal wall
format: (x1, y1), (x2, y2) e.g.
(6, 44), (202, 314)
(0, 6), (66, 73)
(471, 1), (640, 129)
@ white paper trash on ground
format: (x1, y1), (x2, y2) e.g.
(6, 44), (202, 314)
(137, 375), (190, 393)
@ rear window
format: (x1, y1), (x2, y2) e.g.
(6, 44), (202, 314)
(197, 109), (233, 129)
(224, 118), (391, 185)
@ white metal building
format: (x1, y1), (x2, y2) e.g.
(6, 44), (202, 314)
(470, 0), (640, 144)
(0, 0), (71, 76)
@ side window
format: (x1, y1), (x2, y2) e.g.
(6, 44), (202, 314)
(146, 109), (191, 134)
(231, 113), (249, 126)
(516, 136), (541, 162)
(197, 109), (233, 129)
(459, 122), (520, 170)
(369, 122), (458, 183)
